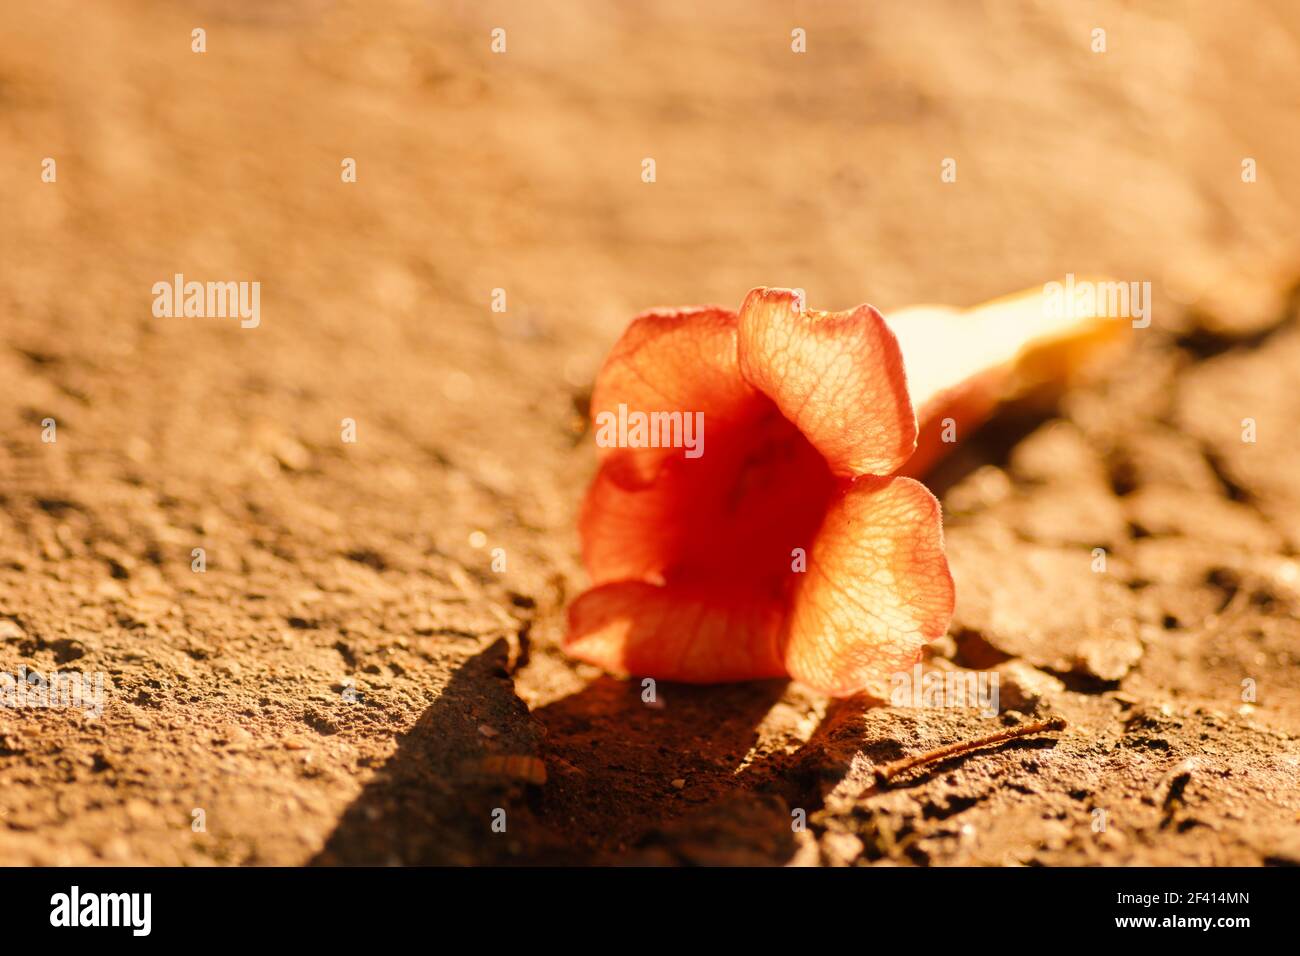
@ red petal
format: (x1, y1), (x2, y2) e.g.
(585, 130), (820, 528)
(737, 288), (917, 478)
(565, 581), (787, 683)
(590, 306), (759, 488)
(578, 459), (685, 585)
(580, 406), (837, 587)
(782, 476), (954, 697)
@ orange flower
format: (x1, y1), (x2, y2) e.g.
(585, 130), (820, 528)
(566, 287), (954, 697)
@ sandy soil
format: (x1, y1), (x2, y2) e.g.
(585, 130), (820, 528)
(2, 0), (1299, 865)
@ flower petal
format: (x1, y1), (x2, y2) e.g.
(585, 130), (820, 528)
(580, 405), (838, 587)
(578, 459), (685, 585)
(737, 287), (917, 478)
(566, 581), (787, 684)
(590, 306), (759, 488)
(886, 286), (1129, 477)
(783, 476), (954, 697)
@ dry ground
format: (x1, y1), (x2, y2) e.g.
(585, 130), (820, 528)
(2, 0), (1299, 865)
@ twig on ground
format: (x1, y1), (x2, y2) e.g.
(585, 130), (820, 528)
(874, 716), (1068, 787)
